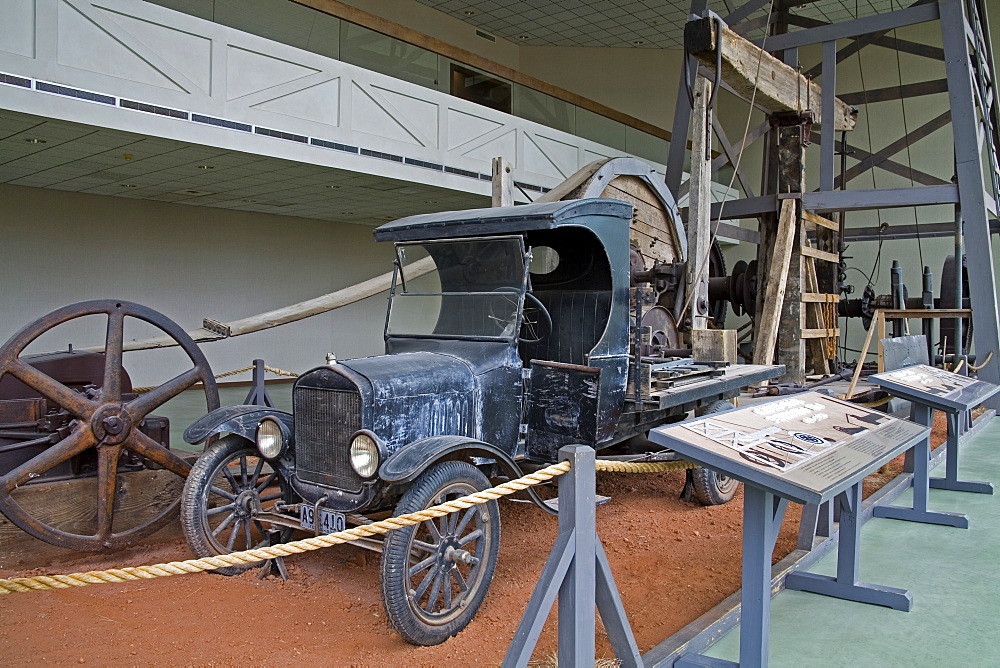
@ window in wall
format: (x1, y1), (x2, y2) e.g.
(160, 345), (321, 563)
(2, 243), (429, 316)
(576, 107), (627, 151)
(513, 85), (575, 135)
(626, 126), (669, 165)
(450, 64), (512, 114)
(341, 23), (439, 89)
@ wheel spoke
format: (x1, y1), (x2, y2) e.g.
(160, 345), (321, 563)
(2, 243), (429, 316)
(239, 456), (248, 488)
(443, 571), (453, 609)
(95, 445), (121, 540)
(425, 516), (442, 542)
(244, 518), (252, 549)
(454, 506), (478, 536)
(226, 519), (242, 550)
(221, 465), (241, 493)
(6, 359), (95, 420)
(258, 492), (283, 503)
(1, 426), (96, 491)
(209, 485), (236, 502)
(126, 367), (202, 421)
(447, 505), (460, 534)
(413, 565), (438, 602)
(408, 554), (437, 578)
(212, 512), (236, 536)
(248, 458), (264, 488)
(411, 539), (437, 554)
(206, 503), (236, 517)
(426, 569), (445, 613)
(255, 471), (278, 494)
(451, 566), (469, 593)
(101, 311), (125, 403)
(125, 430), (191, 477)
(457, 528), (483, 547)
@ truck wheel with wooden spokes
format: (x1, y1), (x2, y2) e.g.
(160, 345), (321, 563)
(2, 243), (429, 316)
(379, 460), (501, 646)
(0, 300), (219, 551)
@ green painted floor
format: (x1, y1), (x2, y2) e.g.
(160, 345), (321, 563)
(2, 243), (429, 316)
(703, 419), (1000, 667)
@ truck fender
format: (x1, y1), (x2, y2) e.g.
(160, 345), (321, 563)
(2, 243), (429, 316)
(379, 435), (522, 485)
(183, 404), (294, 445)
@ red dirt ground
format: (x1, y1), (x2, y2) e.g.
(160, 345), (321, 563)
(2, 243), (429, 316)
(0, 415), (947, 666)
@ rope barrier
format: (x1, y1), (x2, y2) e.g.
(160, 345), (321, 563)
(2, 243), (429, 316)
(133, 364), (299, 393)
(0, 458), (696, 595)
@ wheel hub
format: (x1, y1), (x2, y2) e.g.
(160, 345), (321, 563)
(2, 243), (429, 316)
(91, 404), (133, 445)
(234, 489), (258, 519)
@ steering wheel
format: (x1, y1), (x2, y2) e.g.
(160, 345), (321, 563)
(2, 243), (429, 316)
(489, 289), (552, 343)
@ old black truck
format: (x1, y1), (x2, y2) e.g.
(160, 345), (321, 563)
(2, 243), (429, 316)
(179, 198), (780, 645)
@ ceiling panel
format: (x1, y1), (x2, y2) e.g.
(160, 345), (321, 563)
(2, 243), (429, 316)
(0, 110), (489, 226)
(416, 0), (901, 49)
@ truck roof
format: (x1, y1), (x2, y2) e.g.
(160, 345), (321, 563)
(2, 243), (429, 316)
(372, 198), (632, 242)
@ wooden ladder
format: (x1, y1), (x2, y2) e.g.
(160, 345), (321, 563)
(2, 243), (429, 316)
(801, 210), (841, 375)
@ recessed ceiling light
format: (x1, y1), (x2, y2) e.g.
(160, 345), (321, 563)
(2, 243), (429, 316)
(464, 9), (476, 15)
(326, 185), (342, 189)
(518, 35), (530, 40)
(121, 184), (137, 188)
(342, 211), (355, 215)
(180, 190), (213, 195)
(197, 165), (214, 169)
(425, 200), (438, 204)
(242, 199), (260, 203)
(633, 40), (645, 45)
(24, 138), (46, 144)
(123, 154), (132, 161)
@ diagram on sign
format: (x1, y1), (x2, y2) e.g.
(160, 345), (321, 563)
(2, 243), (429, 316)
(879, 364), (979, 399)
(681, 395), (895, 472)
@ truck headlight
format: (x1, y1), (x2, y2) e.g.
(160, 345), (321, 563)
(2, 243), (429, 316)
(256, 419), (285, 459)
(350, 431), (381, 478)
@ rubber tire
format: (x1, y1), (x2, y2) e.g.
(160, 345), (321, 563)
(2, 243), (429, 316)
(380, 461), (501, 646)
(180, 434), (292, 575)
(691, 400), (740, 506)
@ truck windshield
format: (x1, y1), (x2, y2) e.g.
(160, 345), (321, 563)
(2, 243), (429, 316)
(388, 237), (526, 339)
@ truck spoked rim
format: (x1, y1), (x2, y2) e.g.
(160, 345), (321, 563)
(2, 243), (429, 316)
(405, 481), (492, 626)
(202, 452), (283, 554)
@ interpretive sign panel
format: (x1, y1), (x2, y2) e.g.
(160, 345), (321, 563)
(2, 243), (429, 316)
(870, 364), (999, 412)
(649, 391), (927, 505)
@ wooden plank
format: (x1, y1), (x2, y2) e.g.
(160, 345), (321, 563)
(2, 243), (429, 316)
(801, 210), (839, 230)
(292, 0), (674, 142)
(686, 17), (857, 131)
(802, 328), (840, 338)
(688, 77), (713, 331)
(801, 246), (830, 375)
(800, 246), (840, 263)
(752, 199), (798, 366)
(877, 311), (887, 373)
(491, 156), (513, 207)
(802, 293), (841, 303)
(877, 309), (973, 318)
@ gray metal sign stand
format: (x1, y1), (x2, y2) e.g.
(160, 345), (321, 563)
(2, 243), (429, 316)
(648, 392), (927, 667)
(869, 365), (998, 526)
(502, 445), (642, 668)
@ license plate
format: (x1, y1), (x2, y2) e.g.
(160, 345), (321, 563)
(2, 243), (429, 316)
(300, 505), (346, 534)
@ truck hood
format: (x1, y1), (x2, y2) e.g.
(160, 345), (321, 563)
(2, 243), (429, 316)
(339, 351), (480, 451)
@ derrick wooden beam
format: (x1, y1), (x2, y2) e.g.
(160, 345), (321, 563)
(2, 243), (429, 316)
(685, 18), (857, 131)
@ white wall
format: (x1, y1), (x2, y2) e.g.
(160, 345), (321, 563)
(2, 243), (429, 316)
(0, 184), (395, 387)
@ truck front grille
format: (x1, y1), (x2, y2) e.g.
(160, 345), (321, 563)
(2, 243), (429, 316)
(294, 387), (364, 492)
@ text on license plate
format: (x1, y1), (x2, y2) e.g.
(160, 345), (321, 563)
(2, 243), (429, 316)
(300, 505), (346, 534)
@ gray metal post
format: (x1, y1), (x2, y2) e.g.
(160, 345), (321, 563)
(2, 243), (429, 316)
(741, 485), (776, 668)
(940, 0), (1000, 404)
(558, 446), (596, 667)
(503, 446), (640, 668)
(665, 0), (708, 198)
(872, 402), (969, 527)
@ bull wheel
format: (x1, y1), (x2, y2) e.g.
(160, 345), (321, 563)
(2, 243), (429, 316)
(0, 300), (219, 551)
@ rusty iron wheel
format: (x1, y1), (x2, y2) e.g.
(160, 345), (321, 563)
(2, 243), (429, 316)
(0, 300), (219, 551)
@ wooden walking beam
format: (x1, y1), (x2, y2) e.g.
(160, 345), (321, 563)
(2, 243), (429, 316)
(685, 17), (858, 131)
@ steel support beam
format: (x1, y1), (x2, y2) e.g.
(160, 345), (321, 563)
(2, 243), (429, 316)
(939, 0), (1000, 402)
(756, 3), (941, 52)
